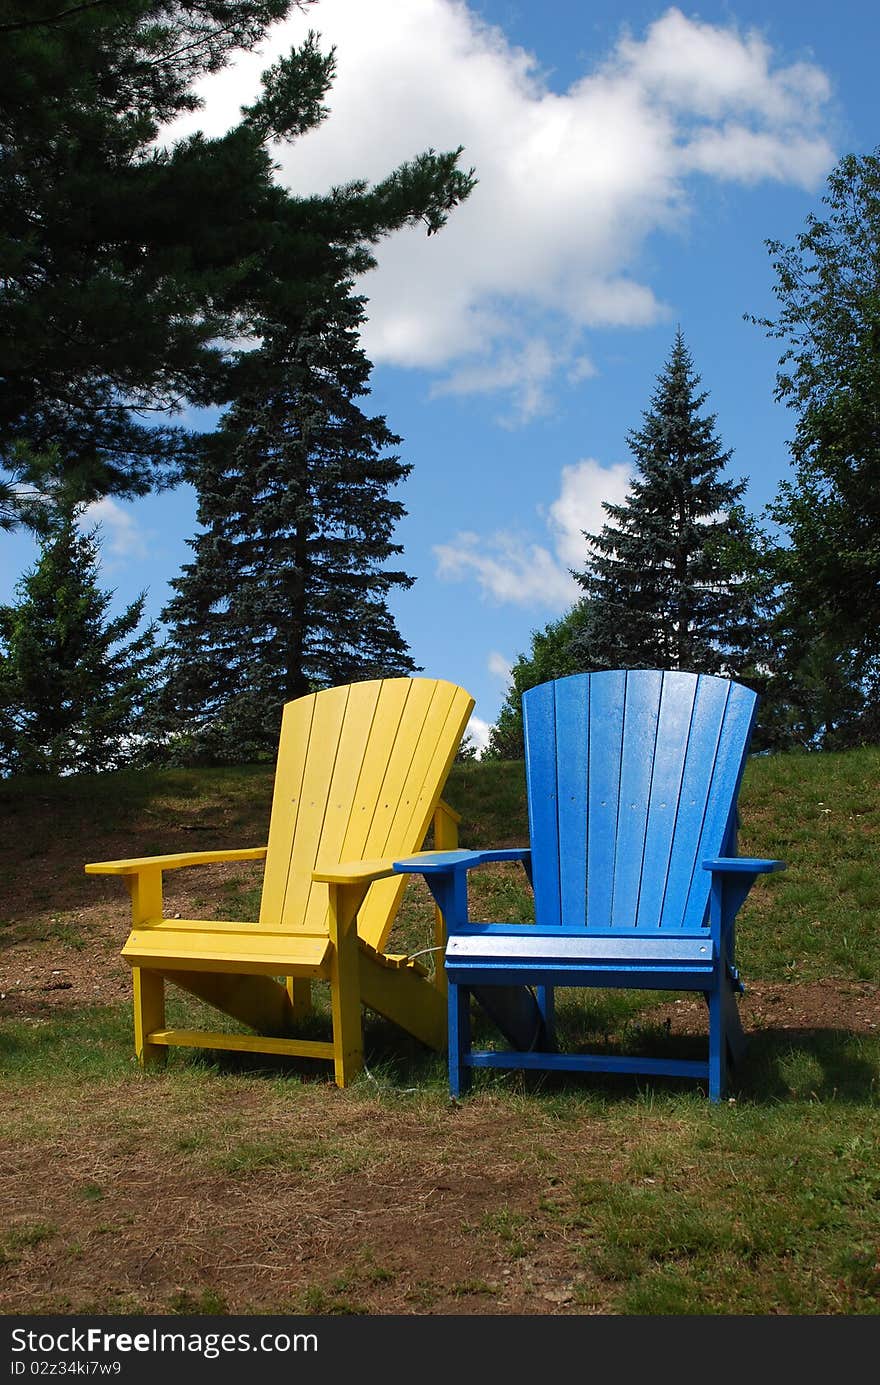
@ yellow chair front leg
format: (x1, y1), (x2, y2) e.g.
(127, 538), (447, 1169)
(132, 968), (167, 1068)
(128, 868), (165, 1066)
(126, 865), (163, 925)
(328, 882), (369, 1088)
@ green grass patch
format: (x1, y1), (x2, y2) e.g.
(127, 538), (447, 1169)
(564, 1101), (880, 1313)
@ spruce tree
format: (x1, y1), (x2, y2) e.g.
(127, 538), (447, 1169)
(156, 280), (417, 762)
(0, 508), (162, 774)
(570, 331), (768, 678)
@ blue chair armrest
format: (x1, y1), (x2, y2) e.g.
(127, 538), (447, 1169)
(702, 857), (786, 874)
(392, 848), (530, 875)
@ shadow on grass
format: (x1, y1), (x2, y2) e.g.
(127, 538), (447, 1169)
(442, 993), (880, 1107)
(1, 1000), (876, 1107)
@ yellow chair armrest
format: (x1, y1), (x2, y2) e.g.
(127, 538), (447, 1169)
(85, 847), (268, 876)
(312, 855), (428, 885)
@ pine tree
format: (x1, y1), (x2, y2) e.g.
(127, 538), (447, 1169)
(0, 508), (162, 774)
(570, 332), (769, 679)
(156, 281), (417, 762)
(1, 4), (475, 518)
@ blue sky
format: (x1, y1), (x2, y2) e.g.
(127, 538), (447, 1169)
(3, 0), (879, 750)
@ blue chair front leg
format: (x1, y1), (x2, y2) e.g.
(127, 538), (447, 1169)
(704, 856), (785, 1101)
(535, 985), (556, 1048)
(448, 980), (471, 1097)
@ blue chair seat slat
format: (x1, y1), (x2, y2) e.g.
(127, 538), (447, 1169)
(446, 933), (714, 965)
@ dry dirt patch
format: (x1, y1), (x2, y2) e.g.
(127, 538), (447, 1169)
(0, 1081), (622, 1315)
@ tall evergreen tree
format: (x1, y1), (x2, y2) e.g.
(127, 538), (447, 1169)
(570, 331), (770, 679)
(0, 507), (162, 774)
(0, 2), (475, 518)
(156, 280), (417, 762)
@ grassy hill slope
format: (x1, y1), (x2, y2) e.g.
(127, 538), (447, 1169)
(0, 749), (878, 1315)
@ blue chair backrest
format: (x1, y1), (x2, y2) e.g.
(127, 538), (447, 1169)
(522, 670), (758, 932)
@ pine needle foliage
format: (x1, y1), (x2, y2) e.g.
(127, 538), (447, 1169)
(156, 282), (416, 762)
(571, 331), (769, 679)
(0, 507), (162, 774)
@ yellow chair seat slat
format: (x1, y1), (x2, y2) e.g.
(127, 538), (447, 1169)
(122, 929), (331, 977)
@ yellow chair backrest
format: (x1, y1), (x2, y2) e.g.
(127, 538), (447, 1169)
(258, 677), (474, 951)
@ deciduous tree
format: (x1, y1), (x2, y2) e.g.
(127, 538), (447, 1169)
(754, 147), (880, 743)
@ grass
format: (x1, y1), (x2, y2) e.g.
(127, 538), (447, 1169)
(1, 747), (879, 1314)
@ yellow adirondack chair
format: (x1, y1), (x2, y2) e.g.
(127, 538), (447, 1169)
(85, 676), (474, 1086)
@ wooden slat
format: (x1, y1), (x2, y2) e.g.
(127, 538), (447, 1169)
(361, 679), (444, 857)
(554, 674), (589, 930)
(85, 848), (267, 874)
(320, 678), (416, 952)
(259, 694), (315, 928)
(586, 670), (626, 930)
(327, 679), (413, 871)
(390, 683), (472, 850)
(447, 932), (714, 964)
(523, 679), (561, 928)
(280, 682), (352, 929)
(683, 679), (757, 930)
(610, 669), (663, 929)
(129, 918), (328, 939)
(660, 674), (730, 930)
(355, 681), (471, 952)
(148, 1029), (335, 1059)
(300, 678), (383, 933)
(636, 671), (698, 929)
(122, 929), (331, 976)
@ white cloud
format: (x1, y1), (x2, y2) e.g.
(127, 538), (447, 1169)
(80, 498), (150, 563)
(465, 714), (493, 757)
(488, 650), (512, 684)
(434, 456), (633, 608)
(166, 2), (835, 415)
(434, 529), (578, 607)
(615, 10), (830, 126)
(547, 458), (633, 567)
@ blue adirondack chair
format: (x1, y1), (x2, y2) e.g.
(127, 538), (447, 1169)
(393, 669), (785, 1101)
